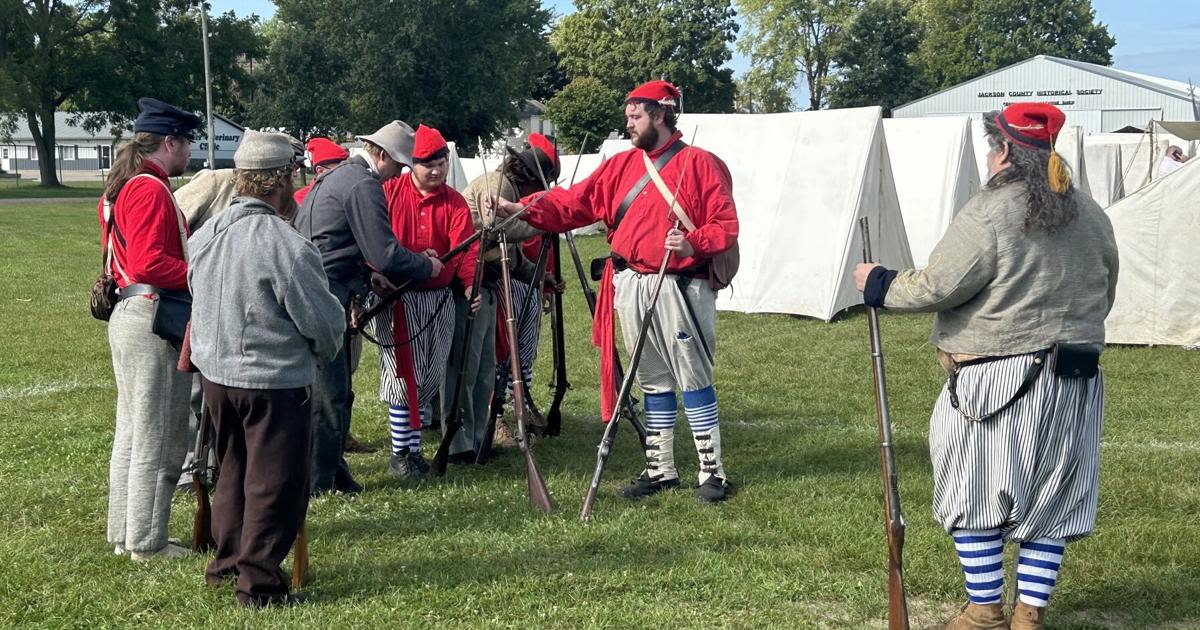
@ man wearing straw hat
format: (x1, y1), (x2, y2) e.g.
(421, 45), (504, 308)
(294, 120), (444, 494)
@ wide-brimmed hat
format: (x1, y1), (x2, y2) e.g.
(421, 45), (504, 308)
(357, 121), (416, 168)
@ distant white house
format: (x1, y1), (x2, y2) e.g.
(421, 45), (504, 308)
(0, 110), (245, 176)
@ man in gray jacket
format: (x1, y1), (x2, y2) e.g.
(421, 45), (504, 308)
(294, 120), (443, 494)
(856, 103), (1118, 630)
(188, 131), (345, 607)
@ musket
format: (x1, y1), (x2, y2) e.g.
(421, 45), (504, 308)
(431, 207), (490, 476)
(859, 216), (910, 630)
(544, 233), (568, 436)
(581, 130), (694, 520)
(476, 144), (514, 465)
(498, 228), (556, 513)
(190, 412), (215, 552)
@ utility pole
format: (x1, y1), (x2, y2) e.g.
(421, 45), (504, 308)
(200, 1), (216, 170)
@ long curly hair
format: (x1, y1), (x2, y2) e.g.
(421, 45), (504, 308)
(982, 114), (1079, 233)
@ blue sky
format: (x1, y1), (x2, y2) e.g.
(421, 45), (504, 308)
(208, 0), (1200, 91)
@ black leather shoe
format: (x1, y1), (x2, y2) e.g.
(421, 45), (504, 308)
(695, 476), (733, 504)
(617, 472), (680, 500)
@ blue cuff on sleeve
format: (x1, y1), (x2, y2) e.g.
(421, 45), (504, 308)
(864, 266), (897, 308)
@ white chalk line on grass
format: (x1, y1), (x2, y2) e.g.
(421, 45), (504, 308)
(0, 379), (109, 401)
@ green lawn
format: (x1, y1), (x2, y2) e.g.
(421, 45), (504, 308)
(0, 178), (105, 199)
(1, 203), (1198, 628)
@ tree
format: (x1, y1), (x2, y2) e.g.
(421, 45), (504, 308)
(551, 0), (739, 113)
(737, 0), (862, 111)
(0, 0), (263, 187)
(252, 0), (554, 147)
(828, 0), (926, 115)
(914, 0), (1116, 90)
(543, 77), (624, 152)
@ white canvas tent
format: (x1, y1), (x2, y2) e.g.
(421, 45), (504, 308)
(445, 141), (470, 191)
(883, 117), (980, 267)
(667, 107), (912, 320)
(1105, 158), (1200, 346)
(1082, 133), (1168, 206)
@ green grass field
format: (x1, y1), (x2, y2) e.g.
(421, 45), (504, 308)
(0, 179), (105, 199)
(1, 203), (1198, 629)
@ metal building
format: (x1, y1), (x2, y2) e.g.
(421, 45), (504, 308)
(893, 55), (1199, 132)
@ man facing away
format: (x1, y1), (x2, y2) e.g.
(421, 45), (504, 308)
(188, 130), (345, 607)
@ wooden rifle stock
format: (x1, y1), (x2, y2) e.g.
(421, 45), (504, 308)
(498, 232), (555, 513)
(860, 216), (910, 630)
(191, 412), (215, 552)
(292, 520), (309, 588)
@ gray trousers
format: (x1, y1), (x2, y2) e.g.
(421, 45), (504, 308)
(613, 271), (717, 394)
(442, 286), (497, 455)
(106, 296), (191, 552)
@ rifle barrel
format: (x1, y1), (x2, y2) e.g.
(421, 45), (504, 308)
(859, 216), (909, 630)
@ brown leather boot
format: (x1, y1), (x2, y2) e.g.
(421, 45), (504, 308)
(1009, 601), (1046, 630)
(923, 603), (1008, 630)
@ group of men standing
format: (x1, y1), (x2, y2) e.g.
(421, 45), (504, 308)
(96, 78), (1115, 630)
(99, 80), (741, 607)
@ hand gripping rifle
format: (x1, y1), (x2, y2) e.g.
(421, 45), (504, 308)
(499, 228), (556, 513)
(190, 412), (216, 552)
(580, 131), (694, 521)
(859, 216), (910, 630)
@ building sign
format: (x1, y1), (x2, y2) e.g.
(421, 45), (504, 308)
(978, 89), (1103, 99)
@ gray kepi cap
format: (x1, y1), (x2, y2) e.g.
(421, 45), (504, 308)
(357, 120), (416, 168)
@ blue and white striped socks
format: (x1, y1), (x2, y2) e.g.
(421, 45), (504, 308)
(644, 391), (678, 431)
(683, 386), (725, 483)
(388, 405), (423, 455)
(953, 529), (1005, 605)
(643, 392), (678, 481)
(1018, 538), (1064, 607)
(952, 530), (1065, 609)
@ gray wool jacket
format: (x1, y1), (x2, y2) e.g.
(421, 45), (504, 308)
(188, 197), (346, 389)
(293, 155), (433, 302)
(878, 179), (1119, 356)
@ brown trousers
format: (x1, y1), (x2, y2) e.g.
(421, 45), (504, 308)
(201, 378), (311, 606)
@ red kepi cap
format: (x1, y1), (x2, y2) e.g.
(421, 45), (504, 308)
(306, 137), (349, 167)
(626, 80), (681, 108)
(994, 102), (1066, 151)
(995, 102), (1072, 192)
(412, 124), (448, 161)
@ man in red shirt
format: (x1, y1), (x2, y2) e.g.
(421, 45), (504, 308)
(294, 138), (349, 205)
(99, 97), (200, 560)
(494, 80), (739, 503)
(376, 124), (479, 479)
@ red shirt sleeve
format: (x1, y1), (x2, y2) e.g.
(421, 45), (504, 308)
(113, 175), (190, 291)
(520, 160), (615, 234)
(684, 153), (738, 257)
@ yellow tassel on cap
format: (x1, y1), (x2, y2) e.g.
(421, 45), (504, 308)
(1048, 150), (1071, 194)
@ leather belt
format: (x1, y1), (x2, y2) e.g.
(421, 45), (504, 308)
(117, 283), (160, 301)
